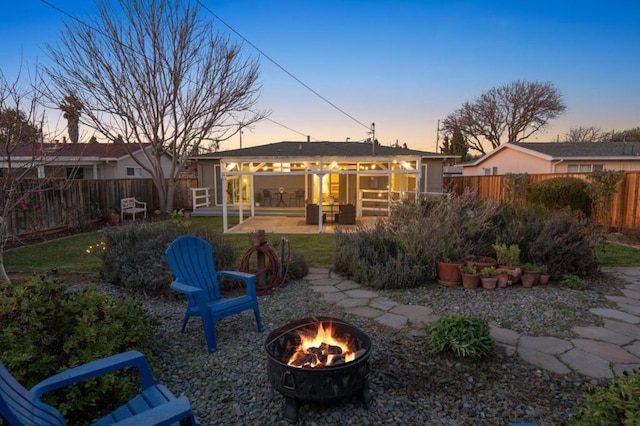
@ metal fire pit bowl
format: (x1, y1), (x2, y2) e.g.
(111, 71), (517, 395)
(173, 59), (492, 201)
(265, 316), (372, 424)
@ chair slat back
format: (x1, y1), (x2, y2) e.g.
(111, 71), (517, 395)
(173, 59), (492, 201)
(1, 361), (64, 426)
(166, 235), (222, 301)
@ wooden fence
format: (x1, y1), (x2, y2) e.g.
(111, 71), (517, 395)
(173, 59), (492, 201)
(4, 178), (197, 241)
(444, 172), (640, 230)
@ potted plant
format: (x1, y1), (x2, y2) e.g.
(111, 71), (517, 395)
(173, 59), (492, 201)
(107, 204), (120, 225)
(496, 268), (509, 288)
(538, 264), (551, 285)
(522, 262), (541, 285)
(460, 262), (480, 289)
(493, 242), (521, 284)
(521, 272), (536, 288)
(480, 266), (498, 289)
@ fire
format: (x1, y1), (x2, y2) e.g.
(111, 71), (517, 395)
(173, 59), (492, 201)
(287, 321), (356, 368)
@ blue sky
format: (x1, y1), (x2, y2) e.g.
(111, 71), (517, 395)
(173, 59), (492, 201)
(1, 0), (639, 152)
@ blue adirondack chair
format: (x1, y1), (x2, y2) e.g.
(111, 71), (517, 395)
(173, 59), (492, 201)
(165, 235), (263, 353)
(0, 350), (199, 425)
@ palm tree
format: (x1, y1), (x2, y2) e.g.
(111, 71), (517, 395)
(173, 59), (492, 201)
(59, 94), (83, 143)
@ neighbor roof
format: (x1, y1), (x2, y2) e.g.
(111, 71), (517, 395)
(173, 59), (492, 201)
(1, 142), (148, 159)
(193, 141), (455, 159)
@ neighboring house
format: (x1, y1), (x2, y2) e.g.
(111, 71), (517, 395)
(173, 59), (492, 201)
(461, 142), (640, 176)
(0, 141), (174, 179)
(191, 140), (457, 221)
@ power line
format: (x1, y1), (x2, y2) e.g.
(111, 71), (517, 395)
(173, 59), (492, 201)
(196, 0), (371, 132)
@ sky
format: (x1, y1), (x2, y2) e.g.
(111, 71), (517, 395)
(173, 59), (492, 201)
(1, 0), (639, 153)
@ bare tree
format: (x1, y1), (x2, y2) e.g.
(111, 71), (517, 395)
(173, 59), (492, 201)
(45, 0), (266, 212)
(59, 93), (83, 143)
(563, 126), (606, 142)
(442, 81), (566, 154)
(0, 68), (63, 283)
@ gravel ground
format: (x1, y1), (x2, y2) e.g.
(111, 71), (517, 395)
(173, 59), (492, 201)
(97, 270), (629, 426)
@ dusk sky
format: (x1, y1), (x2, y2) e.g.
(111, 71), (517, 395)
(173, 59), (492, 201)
(1, 0), (639, 153)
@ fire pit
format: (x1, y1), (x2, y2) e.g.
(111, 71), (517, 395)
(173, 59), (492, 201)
(265, 316), (372, 423)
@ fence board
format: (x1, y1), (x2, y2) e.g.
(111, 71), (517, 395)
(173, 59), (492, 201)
(444, 172), (640, 230)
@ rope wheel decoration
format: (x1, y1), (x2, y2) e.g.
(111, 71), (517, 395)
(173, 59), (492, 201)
(239, 230), (282, 295)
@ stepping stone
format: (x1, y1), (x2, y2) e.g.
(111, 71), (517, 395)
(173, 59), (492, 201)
(519, 335), (573, 354)
(617, 303), (640, 316)
(603, 318), (640, 339)
(590, 308), (640, 324)
(321, 292), (346, 303)
(309, 277), (344, 286)
(307, 268), (330, 276)
(344, 305), (385, 319)
(626, 283), (640, 292)
(624, 341), (640, 357)
(571, 326), (635, 345)
(622, 288), (640, 300)
(571, 339), (640, 363)
(335, 298), (369, 308)
(390, 304), (437, 328)
(335, 281), (361, 291)
(369, 297), (399, 311)
(560, 348), (614, 379)
(613, 363), (640, 375)
(517, 348), (571, 375)
(490, 326), (521, 347)
(344, 289), (379, 299)
(606, 295), (640, 307)
(309, 285), (341, 293)
(376, 312), (408, 329)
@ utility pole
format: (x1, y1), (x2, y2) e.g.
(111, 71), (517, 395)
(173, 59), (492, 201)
(435, 120), (440, 153)
(239, 123), (243, 148)
(371, 123), (375, 155)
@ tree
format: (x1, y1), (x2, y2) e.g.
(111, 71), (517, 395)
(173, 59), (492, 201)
(442, 80), (566, 154)
(610, 127), (640, 142)
(563, 126), (605, 142)
(440, 126), (469, 162)
(0, 68), (61, 283)
(45, 0), (266, 212)
(58, 93), (83, 143)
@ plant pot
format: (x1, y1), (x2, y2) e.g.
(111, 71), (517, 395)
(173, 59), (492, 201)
(497, 273), (509, 288)
(480, 276), (497, 289)
(108, 212), (120, 225)
(521, 274), (535, 288)
(470, 256), (497, 273)
(500, 265), (521, 285)
(538, 273), (551, 286)
(437, 261), (464, 285)
(461, 273), (480, 289)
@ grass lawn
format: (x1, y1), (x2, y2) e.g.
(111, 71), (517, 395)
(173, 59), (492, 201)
(3, 217), (336, 277)
(5, 217), (640, 278)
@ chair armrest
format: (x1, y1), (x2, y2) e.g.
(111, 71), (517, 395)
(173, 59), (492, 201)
(113, 396), (199, 426)
(170, 281), (203, 296)
(135, 200), (147, 208)
(218, 271), (258, 298)
(31, 351), (156, 398)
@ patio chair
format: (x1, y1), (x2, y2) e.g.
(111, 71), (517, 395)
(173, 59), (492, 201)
(336, 203), (356, 224)
(0, 350), (199, 425)
(165, 235), (263, 353)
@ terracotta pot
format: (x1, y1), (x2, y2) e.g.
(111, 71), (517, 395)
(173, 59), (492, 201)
(108, 212), (120, 225)
(497, 273), (509, 288)
(461, 273), (480, 289)
(539, 274), (551, 285)
(481, 277), (497, 289)
(471, 256), (497, 273)
(437, 261), (464, 285)
(521, 274), (535, 288)
(500, 265), (521, 285)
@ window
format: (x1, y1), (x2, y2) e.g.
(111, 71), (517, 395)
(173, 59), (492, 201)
(567, 164), (604, 173)
(492, 167), (498, 175)
(126, 166), (143, 177)
(66, 167), (84, 179)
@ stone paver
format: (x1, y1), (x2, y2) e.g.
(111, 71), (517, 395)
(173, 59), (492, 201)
(571, 339), (640, 363)
(560, 349), (614, 379)
(590, 308), (640, 324)
(303, 267), (640, 380)
(571, 326), (635, 345)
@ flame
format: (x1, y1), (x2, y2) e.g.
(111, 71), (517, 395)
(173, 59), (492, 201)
(287, 321), (356, 368)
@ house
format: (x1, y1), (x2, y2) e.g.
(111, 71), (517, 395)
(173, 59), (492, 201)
(191, 140), (458, 230)
(461, 142), (640, 176)
(0, 141), (174, 179)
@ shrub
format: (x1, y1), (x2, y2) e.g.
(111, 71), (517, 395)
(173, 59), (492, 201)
(528, 210), (600, 277)
(493, 203), (550, 262)
(426, 314), (494, 358)
(559, 274), (588, 290)
(572, 369), (640, 425)
(101, 222), (235, 297)
(0, 276), (158, 424)
(526, 177), (592, 217)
